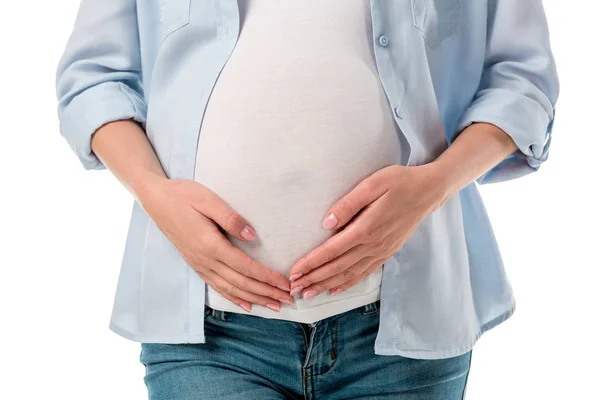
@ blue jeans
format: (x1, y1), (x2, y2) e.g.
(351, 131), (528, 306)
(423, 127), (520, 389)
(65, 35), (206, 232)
(140, 300), (472, 399)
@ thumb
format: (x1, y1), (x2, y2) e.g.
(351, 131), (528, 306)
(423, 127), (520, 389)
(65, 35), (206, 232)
(192, 184), (257, 242)
(322, 177), (383, 230)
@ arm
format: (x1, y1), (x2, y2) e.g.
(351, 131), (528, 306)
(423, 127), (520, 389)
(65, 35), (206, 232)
(285, 120), (518, 294)
(430, 122), (518, 208)
(89, 120), (166, 204)
(284, 1), (559, 294)
(55, 0), (146, 171)
(89, 119), (295, 311)
(453, 0), (559, 184)
(285, 121), (543, 295)
(55, 1), (294, 310)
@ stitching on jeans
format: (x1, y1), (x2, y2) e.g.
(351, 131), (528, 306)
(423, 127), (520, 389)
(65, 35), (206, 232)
(302, 365), (314, 398)
(310, 368), (315, 399)
(300, 324), (310, 349)
(461, 351), (473, 399)
(311, 318), (339, 377)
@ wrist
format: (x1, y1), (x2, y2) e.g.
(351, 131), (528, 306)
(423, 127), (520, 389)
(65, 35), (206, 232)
(419, 161), (458, 211)
(131, 171), (169, 207)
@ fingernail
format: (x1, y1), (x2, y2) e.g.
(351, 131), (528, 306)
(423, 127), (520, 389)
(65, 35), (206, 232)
(240, 303), (252, 312)
(330, 288), (342, 296)
(323, 213), (338, 229)
(290, 286), (303, 296)
(303, 289), (317, 300)
(266, 303), (281, 312)
(280, 298), (294, 306)
(277, 284), (290, 292)
(290, 273), (303, 281)
(240, 225), (256, 241)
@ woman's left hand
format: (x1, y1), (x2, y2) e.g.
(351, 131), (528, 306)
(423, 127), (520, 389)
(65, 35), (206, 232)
(288, 163), (448, 299)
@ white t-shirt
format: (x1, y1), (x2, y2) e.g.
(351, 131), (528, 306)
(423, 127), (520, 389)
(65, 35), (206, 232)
(194, 0), (403, 323)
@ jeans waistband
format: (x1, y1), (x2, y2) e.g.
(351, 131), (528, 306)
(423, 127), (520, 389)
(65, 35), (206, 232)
(206, 299), (380, 323)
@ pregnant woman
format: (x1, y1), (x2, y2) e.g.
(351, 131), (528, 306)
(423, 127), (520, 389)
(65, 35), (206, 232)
(55, 1), (559, 399)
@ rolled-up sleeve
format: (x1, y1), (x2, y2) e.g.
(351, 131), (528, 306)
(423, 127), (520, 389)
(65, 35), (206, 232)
(55, 0), (147, 170)
(454, 0), (560, 184)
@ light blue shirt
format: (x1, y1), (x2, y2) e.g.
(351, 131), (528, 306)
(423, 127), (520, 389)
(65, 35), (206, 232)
(55, 0), (559, 359)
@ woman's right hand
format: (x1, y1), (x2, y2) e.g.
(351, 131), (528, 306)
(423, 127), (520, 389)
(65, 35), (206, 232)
(138, 176), (294, 312)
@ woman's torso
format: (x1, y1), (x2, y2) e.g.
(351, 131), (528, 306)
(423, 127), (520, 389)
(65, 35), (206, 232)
(194, 0), (403, 322)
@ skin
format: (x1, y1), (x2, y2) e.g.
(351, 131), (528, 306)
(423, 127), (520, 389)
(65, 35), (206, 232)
(91, 119), (517, 311)
(288, 121), (519, 299)
(90, 120), (295, 313)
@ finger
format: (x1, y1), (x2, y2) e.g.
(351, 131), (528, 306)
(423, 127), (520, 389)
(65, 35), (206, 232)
(215, 238), (292, 292)
(216, 261), (295, 305)
(329, 259), (385, 295)
(289, 244), (367, 292)
(289, 224), (362, 280)
(321, 173), (387, 230)
(196, 270), (252, 312)
(190, 183), (258, 242)
(296, 256), (376, 299)
(202, 267), (284, 312)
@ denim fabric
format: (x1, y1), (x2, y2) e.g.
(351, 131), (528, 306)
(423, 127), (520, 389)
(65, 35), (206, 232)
(56, 0), (559, 358)
(140, 300), (472, 399)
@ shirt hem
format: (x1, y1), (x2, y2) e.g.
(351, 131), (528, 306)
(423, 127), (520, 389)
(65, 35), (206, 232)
(108, 321), (207, 344)
(109, 299), (516, 357)
(206, 281), (382, 324)
(373, 300), (516, 359)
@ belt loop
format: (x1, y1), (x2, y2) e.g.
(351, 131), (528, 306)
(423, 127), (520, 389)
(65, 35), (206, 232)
(211, 308), (226, 321)
(363, 300), (379, 314)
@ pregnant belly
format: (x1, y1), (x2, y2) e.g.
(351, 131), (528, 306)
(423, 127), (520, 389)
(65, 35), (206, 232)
(193, 61), (403, 276)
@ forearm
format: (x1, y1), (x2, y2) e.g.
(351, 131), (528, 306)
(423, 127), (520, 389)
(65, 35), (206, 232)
(90, 119), (167, 203)
(428, 122), (519, 206)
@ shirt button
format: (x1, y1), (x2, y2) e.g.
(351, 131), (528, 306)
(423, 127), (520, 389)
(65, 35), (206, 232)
(394, 107), (403, 119)
(378, 35), (389, 47)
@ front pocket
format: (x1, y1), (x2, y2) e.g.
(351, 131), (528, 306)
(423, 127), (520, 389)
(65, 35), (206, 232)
(159, 0), (192, 38)
(411, 0), (463, 49)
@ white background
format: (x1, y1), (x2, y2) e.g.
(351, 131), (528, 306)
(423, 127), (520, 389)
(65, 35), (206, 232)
(0, 1), (597, 399)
